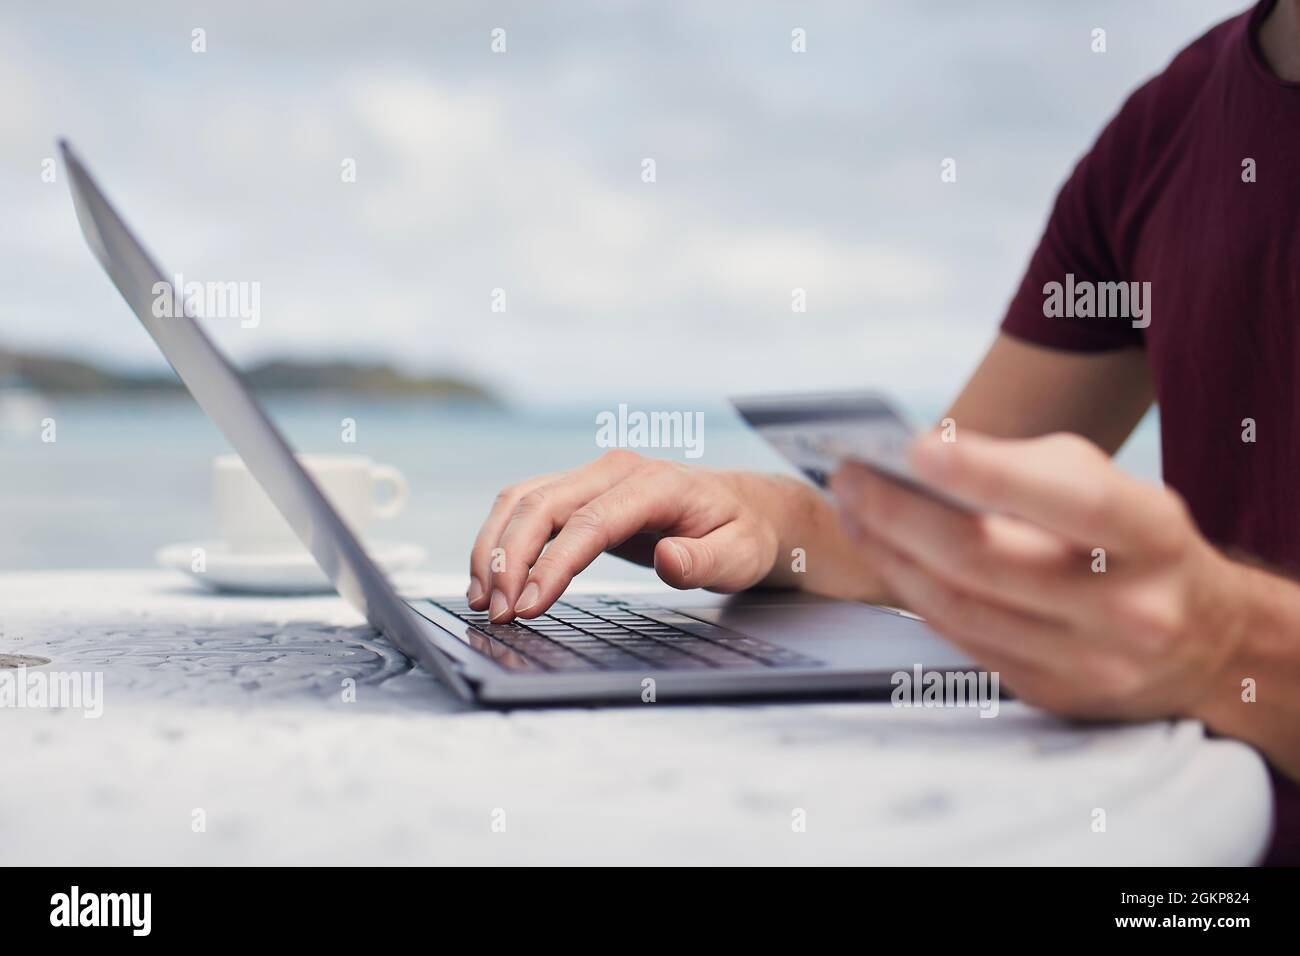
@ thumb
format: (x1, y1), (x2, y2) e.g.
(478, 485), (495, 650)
(653, 523), (768, 592)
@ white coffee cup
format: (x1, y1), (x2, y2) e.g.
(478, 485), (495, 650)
(214, 454), (409, 553)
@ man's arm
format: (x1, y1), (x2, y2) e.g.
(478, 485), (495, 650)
(945, 333), (1153, 451)
(1196, 563), (1300, 781)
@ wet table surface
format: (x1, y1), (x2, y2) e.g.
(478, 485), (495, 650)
(0, 570), (1274, 865)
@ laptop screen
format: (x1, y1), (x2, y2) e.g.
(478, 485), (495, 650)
(60, 140), (470, 698)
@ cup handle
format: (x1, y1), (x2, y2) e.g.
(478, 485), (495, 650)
(370, 464), (409, 520)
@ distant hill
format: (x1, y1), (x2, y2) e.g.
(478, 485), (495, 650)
(0, 347), (499, 403)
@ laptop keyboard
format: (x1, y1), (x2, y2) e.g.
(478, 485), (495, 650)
(427, 595), (823, 672)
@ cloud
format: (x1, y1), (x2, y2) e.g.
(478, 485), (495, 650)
(0, 0), (1245, 404)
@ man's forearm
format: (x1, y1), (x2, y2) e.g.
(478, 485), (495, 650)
(1194, 560), (1300, 782)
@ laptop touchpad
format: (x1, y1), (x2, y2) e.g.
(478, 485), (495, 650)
(677, 601), (975, 670)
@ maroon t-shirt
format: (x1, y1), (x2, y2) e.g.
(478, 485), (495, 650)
(1000, 0), (1299, 865)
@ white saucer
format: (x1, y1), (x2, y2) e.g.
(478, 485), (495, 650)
(156, 540), (427, 594)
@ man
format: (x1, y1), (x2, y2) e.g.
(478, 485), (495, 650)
(467, 0), (1300, 864)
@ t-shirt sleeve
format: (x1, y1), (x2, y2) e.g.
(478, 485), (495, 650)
(1000, 95), (1147, 351)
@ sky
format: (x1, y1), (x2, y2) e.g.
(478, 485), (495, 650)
(1, 0), (1248, 406)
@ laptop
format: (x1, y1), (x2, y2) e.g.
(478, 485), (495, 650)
(61, 139), (974, 705)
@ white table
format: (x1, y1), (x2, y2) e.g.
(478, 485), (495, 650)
(0, 570), (1273, 865)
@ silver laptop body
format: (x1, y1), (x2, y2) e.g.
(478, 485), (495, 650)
(61, 140), (974, 705)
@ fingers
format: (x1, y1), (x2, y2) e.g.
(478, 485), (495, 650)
(829, 461), (1091, 620)
(910, 430), (1184, 552)
(489, 457), (649, 616)
(469, 452), (645, 616)
(873, 538), (1179, 719)
(468, 470), (562, 610)
(513, 466), (713, 619)
(870, 538), (1075, 677)
(472, 455), (778, 623)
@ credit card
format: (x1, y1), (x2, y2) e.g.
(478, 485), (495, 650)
(730, 391), (973, 511)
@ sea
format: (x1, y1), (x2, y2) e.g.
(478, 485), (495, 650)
(0, 395), (1161, 579)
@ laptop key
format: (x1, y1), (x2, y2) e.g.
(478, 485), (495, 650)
(432, 598), (825, 670)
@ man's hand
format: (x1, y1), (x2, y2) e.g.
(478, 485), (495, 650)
(829, 430), (1247, 721)
(468, 450), (798, 622)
